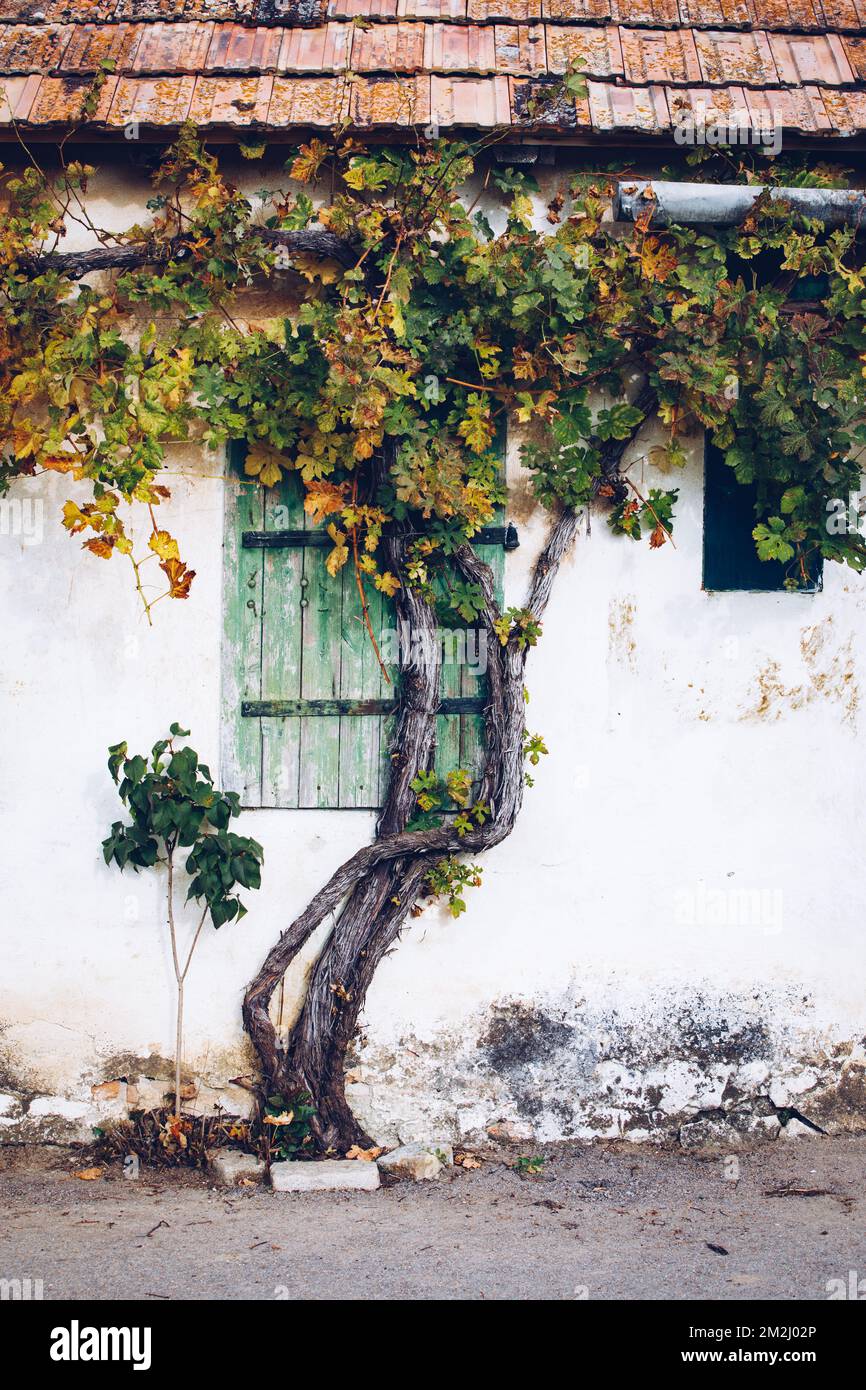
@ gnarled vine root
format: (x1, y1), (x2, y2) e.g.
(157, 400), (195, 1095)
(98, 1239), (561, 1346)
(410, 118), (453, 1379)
(242, 397), (656, 1151)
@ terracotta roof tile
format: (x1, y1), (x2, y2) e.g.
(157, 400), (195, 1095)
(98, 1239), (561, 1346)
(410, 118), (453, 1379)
(744, 80), (832, 128)
(819, 84), (866, 128)
(666, 82), (750, 123)
(511, 69), (591, 119)
(278, 21), (352, 69)
(425, 22), (497, 70)
(325, 0), (398, 16)
(693, 28), (779, 83)
(610, 0), (679, 23)
(4, 0), (866, 139)
(26, 70), (118, 120)
(588, 78), (670, 128)
(667, 81), (836, 134)
(113, 0), (212, 18)
(189, 72), (273, 120)
(677, 0), (750, 23)
(347, 72), (430, 122)
(546, 23), (623, 74)
(621, 27), (701, 83)
(112, 0), (288, 17)
(58, 22), (144, 71)
(843, 33), (866, 78)
(825, 0), (866, 28)
(105, 73), (196, 125)
(205, 23), (285, 71)
(750, 0), (823, 28)
(398, 0), (467, 15)
(130, 22), (215, 73)
(351, 19), (426, 69)
(0, 73), (43, 121)
(541, 0), (612, 19)
(0, 24), (71, 73)
(466, 0), (542, 20)
(492, 23), (547, 72)
(430, 71), (510, 120)
(27, 1), (118, 20)
(268, 72), (345, 122)
(768, 32), (855, 84)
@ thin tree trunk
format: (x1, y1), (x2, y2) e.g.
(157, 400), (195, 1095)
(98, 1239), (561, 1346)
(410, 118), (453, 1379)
(175, 979), (184, 1122)
(166, 847), (208, 1120)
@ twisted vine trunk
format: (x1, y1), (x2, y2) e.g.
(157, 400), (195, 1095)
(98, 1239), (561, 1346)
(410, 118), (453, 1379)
(243, 393), (656, 1150)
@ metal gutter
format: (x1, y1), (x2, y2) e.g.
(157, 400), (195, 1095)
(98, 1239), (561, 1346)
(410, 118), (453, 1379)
(615, 179), (866, 227)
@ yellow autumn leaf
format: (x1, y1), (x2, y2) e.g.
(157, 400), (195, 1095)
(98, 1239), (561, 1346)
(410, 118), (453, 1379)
(374, 570), (401, 597)
(148, 529), (180, 562)
(640, 235), (678, 283)
(288, 138), (329, 184)
(245, 450), (284, 490)
(160, 557), (196, 599)
(292, 253), (342, 285)
(511, 193), (534, 229)
(353, 433), (376, 461)
(73, 1167), (103, 1181)
(61, 500), (92, 534)
(303, 479), (347, 525)
(246, 315), (286, 343)
(326, 523), (349, 577)
(457, 393), (494, 454)
(42, 455), (79, 474)
(83, 536), (114, 559)
(345, 1144), (383, 1161)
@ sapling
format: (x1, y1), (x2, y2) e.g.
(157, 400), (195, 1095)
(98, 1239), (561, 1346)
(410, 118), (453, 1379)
(102, 723), (264, 1118)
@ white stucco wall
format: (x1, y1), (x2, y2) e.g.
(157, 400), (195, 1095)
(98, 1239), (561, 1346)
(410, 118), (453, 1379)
(1, 155), (865, 1146)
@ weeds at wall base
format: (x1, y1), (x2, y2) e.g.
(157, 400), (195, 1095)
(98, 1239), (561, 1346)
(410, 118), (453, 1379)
(89, 1098), (315, 1171)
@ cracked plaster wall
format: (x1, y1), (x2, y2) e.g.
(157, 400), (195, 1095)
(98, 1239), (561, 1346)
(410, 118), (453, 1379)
(1, 156), (865, 1146)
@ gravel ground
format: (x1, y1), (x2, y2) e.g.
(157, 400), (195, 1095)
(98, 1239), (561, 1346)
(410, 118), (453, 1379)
(1, 1136), (864, 1301)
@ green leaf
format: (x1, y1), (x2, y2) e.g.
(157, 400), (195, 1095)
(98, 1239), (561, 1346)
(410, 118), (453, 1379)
(753, 518), (795, 563)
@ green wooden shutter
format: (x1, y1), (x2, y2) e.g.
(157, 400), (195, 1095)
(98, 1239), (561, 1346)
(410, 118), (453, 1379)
(221, 443), (508, 809)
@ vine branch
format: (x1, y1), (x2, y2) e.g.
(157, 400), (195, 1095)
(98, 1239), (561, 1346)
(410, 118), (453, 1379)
(22, 226), (356, 280)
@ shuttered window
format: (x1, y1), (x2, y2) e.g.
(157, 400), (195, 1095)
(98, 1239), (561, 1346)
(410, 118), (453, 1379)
(221, 443), (509, 809)
(702, 440), (822, 594)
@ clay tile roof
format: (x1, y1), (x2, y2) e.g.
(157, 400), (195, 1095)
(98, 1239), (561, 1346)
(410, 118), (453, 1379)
(0, 0), (864, 139)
